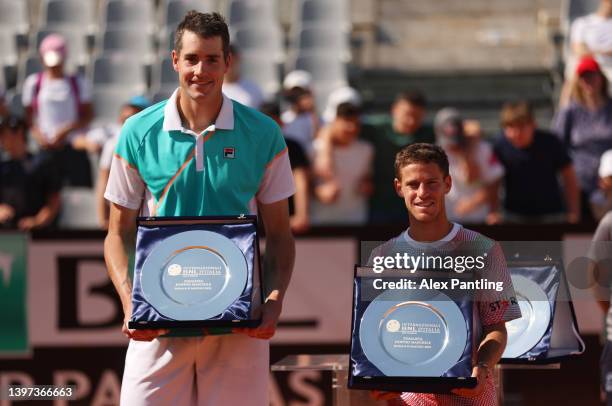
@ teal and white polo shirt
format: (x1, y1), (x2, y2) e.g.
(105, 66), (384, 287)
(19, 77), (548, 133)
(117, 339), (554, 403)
(104, 89), (295, 216)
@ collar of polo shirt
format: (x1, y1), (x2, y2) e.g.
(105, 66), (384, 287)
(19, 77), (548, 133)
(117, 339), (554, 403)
(162, 88), (235, 133)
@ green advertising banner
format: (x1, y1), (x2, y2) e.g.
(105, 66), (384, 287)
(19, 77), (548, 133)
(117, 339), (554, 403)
(0, 232), (28, 355)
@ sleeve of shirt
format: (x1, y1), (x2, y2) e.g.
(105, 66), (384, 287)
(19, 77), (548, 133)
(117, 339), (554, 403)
(256, 123), (296, 205)
(476, 242), (522, 326)
(21, 74), (37, 107)
(551, 134), (573, 170)
(104, 120), (145, 210)
(570, 17), (586, 45)
(99, 136), (118, 170)
(77, 75), (92, 103)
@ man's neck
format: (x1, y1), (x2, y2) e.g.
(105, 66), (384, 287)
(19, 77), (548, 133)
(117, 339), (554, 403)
(177, 90), (223, 133)
(407, 217), (454, 242)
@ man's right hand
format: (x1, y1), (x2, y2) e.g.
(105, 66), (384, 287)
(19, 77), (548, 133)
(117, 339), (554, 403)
(122, 317), (169, 341)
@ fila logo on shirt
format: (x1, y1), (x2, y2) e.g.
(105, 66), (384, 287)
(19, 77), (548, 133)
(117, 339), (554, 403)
(223, 147), (235, 159)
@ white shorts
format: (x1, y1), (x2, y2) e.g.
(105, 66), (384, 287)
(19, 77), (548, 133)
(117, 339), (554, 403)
(120, 334), (269, 406)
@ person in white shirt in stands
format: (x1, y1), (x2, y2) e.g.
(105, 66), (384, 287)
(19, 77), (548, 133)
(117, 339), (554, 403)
(221, 45), (264, 109)
(434, 108), (504, 224)
(311, 100), (373, 225)
(281, 70), (320, 156)
(22, 33), (94, 187)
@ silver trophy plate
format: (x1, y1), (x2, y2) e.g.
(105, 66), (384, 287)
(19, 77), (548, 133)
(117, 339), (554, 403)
(359, 289), (468, 377)
(140, 230), (248, 320)
(503, 275), (551, 358)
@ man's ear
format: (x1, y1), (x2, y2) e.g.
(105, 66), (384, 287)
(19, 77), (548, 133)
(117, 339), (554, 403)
(394, 178), (403, 197)
(444, 175), (452, 194)
(171, 50), (179, 72)
(224, 52), (232, 74)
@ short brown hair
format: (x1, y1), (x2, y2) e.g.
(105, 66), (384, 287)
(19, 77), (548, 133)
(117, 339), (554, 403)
(395, 143), (449, 179)
(394, 90), (427, 108)
(174, 11), (230, 58)
(500, 101), (534, 127)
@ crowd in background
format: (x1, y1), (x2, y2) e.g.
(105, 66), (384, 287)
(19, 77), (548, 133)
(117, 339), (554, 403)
(0, 2), (612, 234)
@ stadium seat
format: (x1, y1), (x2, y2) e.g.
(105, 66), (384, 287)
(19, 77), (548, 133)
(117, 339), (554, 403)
(39, 0), (96, 32)
(231, 25), (284, 62)
(16, 54), (43, 89)
(5, 90), (24, 117)
(238, 51), (280, 98)
(151, 56), (177, 98)
(92, 54), (147, 94)
(92, 88), (135, 125)
(0, 0), (29, 36)
(294, 0), (349, 29)
(0, 33), (18, 82)
(163, 0), (216, 28)
(226, 0), (278, 28)
(292, 24), (351, 62)
(98, 28), (155, 59)
(102, 0), (155, 30)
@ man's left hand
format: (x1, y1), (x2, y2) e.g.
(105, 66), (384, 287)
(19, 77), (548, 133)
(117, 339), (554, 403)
(451, 364), (488, 398)
(232, 298), (282, 339)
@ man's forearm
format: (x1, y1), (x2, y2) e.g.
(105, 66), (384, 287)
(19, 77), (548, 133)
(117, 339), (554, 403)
(104, 232), (134, 314)
(476, 323), (507, 368)
(263, 233), (295, 302)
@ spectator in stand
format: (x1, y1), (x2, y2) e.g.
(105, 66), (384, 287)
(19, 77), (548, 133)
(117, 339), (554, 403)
(22, 33), (94, 187)
(569, 0), (612, 91)
(554, 56), (612, 221)
(281, 70), (320, 156)
(260, 101), (311, 234)
(591, 149), (612, 220)
(95, 96), (151, 229)
(0, 115), (61, 230)
(361, 90), (435, 224)
(222, 45), (264, 109)
(434, 108), (504, 224)
(311, 101), (373, 225)
(494, 101), (580, 223)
